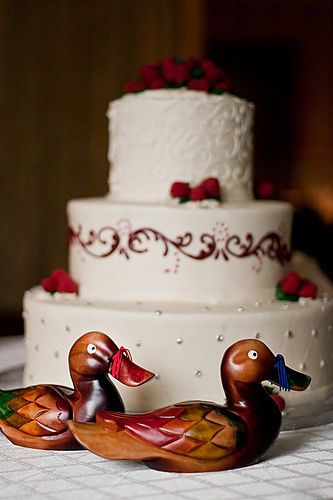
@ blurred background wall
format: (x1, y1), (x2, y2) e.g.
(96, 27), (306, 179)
(1, 0), (332, 334)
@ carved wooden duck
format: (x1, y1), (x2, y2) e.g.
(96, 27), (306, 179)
(0, 331), (154, 450)
(68, 339), (310, 472)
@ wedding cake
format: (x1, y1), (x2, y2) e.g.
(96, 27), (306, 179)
(23, 58), (333, 411)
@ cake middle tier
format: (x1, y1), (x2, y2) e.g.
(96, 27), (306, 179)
(68, 199), (292, 303)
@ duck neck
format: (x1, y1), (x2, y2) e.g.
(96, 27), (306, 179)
(224, 378), (282, 432)
(69, 369), (124, 422)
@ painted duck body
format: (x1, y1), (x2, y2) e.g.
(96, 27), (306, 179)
(69, 339), (311, 472)
(0, 331), (154, 450)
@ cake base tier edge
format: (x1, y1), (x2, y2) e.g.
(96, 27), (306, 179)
(23, 288), (333, 411)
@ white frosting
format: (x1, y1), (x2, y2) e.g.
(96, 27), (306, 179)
(23, 277), (333, 410)
(68, 199), (292, 303)
(23, 85), (333, 413)
(107, 90), (254, 203)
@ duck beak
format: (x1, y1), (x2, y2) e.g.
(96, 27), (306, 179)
(269, 354), (311, 391)
(109, 353), (155, 387)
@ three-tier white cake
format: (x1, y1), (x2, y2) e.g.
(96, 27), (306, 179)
(23, 66), (333, 411)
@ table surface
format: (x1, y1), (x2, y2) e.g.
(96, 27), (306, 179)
(1, 337), (333, 499)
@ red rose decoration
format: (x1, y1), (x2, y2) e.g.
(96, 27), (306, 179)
(162, 59), (190, 85)
(139, 64), (160, 84)
(124, 81), (146, 93)
(187, 78), (210, 92)
(200, 177), (221, 198)
(170, 182), (190, 199)
(276, 271), (318, 301)
(299, 282), (317, 299)
(190, 185), (206, 201)
(124, 57), (233, 95)
(148, 78), (165, 89)
(256, 181), (274, 199)
(280, 272), (301, 295)
(41, 269), (78, 294)
(214, 79), (231, 92)
(201, 59), (224, 84)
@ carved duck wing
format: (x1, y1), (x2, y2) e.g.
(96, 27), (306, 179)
(70, 402), (247, 462)
(0, 385), (73, 447)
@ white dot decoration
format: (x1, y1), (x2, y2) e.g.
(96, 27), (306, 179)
(216, 335), (224, 342)
(237, 307), (244, 312)
(135, 341), (142, 347)
(285, 330), (293, 338)
(154, 373), (160, 379)
(299, 362), (306, 370)
(195, 370), (202, 377)
(54, 351), (60, 358)
(299, 297), (308, 307)
(176, 338), (183, 344)
(155, 310), (162, 316)
(311, 329), (318, 337)
(320, 360), (325, 368)
(254, 301), (261, 308)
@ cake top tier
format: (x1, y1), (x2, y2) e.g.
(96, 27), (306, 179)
(107, 58), (254, 204)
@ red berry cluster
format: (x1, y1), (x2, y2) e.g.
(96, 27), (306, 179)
(41, 268), (78, 294)
(170, 177), (221, 203)
(276, 271), (317, 301)
(124, 58), (231, 95)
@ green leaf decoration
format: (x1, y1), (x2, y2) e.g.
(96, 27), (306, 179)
(212, 88), (225, 95)
(192, 67), (204, 78)
(275, 283), (299, 302)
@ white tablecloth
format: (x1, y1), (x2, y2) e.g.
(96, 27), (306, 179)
(0, 337), (333, 499)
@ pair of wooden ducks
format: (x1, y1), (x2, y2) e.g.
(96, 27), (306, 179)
(0, 331), (310, 473)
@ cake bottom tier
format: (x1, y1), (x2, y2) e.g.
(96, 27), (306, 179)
(23, 287), (333, 410)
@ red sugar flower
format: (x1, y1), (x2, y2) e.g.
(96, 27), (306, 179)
(190, 185), (206, 201)
(276, 271), (318, 301)
(200, 177), (221, 198)
(170, 182), (190, 199)
(256, 181), (274, 199)
(139, 64), (160, 84)
(124, 57), (233, 95)
(187, 78), (210, 92)
(299, 281), (317, 299)
(162, 59), (190, 85)
(280, 271), (301, 295)
(148, 78), (165, 89)
(201, 59), (224, 84)
(41, 269), (78, 294)
(124, 81), (146, 93)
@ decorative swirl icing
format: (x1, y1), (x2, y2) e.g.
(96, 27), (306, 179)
(108, 90), (254, 203)
(69, 221), (290, 273)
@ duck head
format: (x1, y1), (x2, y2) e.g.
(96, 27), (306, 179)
(222, 338), (311, 392)
(69, 331), (154, 386)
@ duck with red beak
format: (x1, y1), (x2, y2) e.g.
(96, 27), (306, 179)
(0, 331), (155, 450)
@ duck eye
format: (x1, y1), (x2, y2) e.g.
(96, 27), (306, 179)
(87, 343), (97, 354)
(248, 350), (258, 360)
